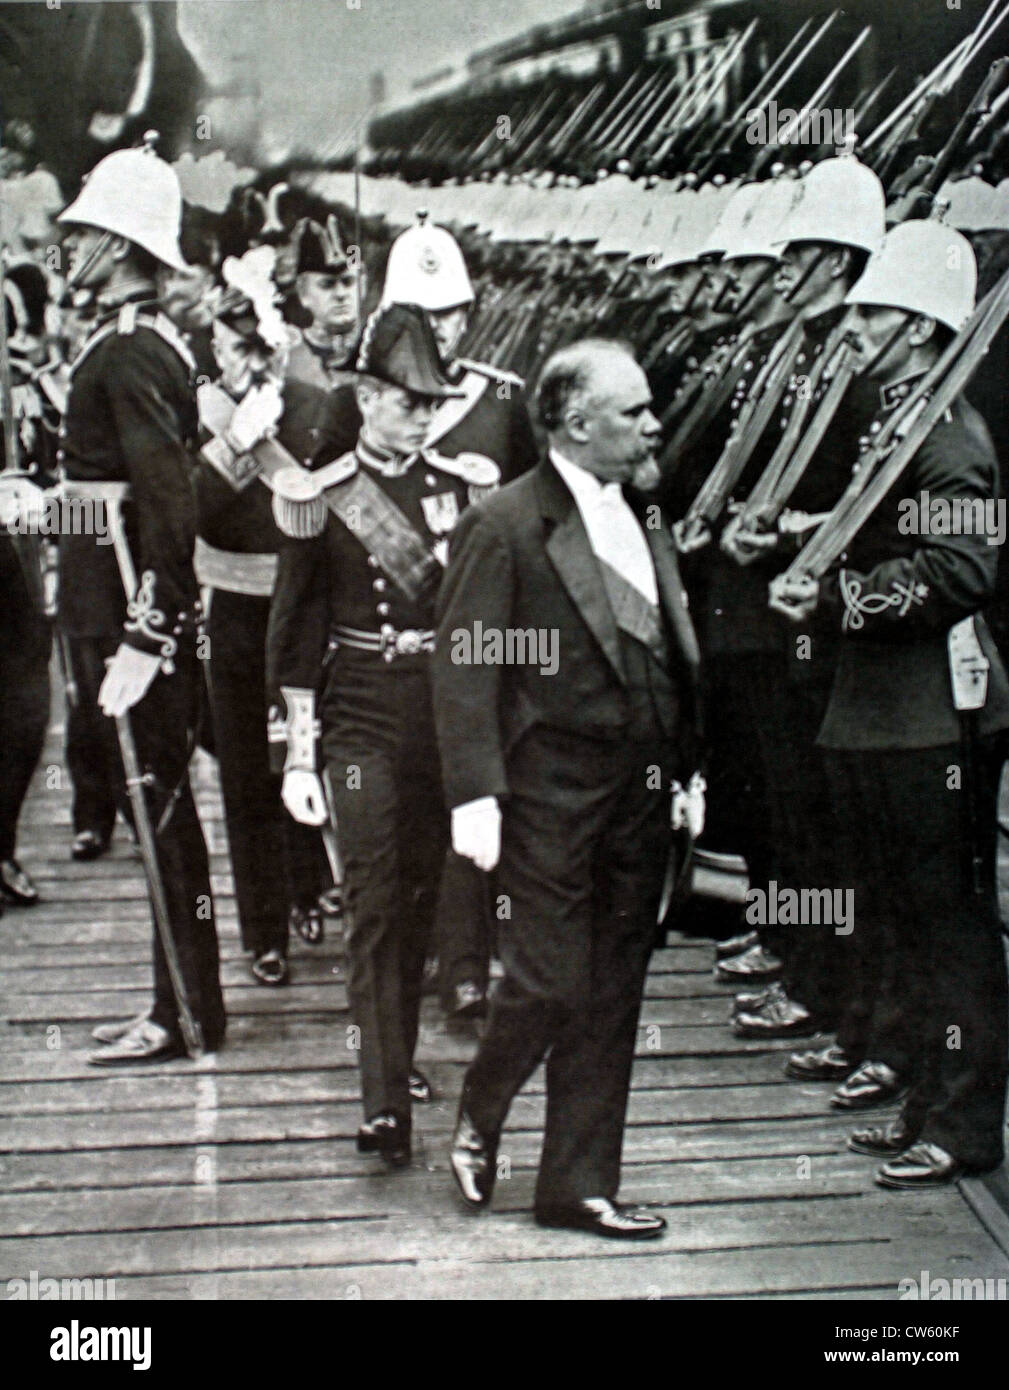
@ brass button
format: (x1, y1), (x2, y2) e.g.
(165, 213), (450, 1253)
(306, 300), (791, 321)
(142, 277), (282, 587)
(376, 602), (391, 617)
(373, 577), (387, 592)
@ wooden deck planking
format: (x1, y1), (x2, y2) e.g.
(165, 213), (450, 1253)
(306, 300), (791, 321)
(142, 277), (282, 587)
(3, 726), (1009, 1299)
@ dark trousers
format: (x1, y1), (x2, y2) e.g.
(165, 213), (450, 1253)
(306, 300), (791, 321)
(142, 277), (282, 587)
(0, 618), (51, 862)
(65, 635), (120, 842)
(825, 739), (1008, 1170)
(436, 850), (494, 1004)
(206, 590), (321, 956)
(73, 634), (225, 1049)
(322, 652), (447, 1126)
(749, 658), (843, 1019)
(462, 726), (674, 1210)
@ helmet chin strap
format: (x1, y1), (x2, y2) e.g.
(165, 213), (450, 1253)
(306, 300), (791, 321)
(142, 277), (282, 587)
(781, 246), (829, 305)
(727, 260), (777, 321)
(861, 317), (911, 381)
(65, 230), (115, 290)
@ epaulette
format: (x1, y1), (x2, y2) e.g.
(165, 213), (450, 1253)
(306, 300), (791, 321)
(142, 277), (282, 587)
(271, 453), (357, 539)
(131, 310), (198, 375)
(423, 448), (500, 489)
(455, 357), (525, 391)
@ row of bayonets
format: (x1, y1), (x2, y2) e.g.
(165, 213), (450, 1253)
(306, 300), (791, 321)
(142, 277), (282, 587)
(369, 0), (1009, 190)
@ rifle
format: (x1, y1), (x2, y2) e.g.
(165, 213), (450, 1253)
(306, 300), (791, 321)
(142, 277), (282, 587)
(749, 26), (872, 179)
(779, 264), (1009, 587)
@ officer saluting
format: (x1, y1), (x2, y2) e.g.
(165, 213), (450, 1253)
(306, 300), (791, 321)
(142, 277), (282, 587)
(267, 302), (495, 1164)
(56, 137), (225, 1065)
(381, 215), (538, 1020)
(194, 248), (358, 986)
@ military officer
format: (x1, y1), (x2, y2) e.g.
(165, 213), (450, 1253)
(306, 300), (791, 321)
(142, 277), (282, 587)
(55, 140), (225, 1065)
(0, 261), (58, 908)
(771, 220), (1009, 1186)
(194, 247), (359, 985)
(381, 215), (539, 1020)
(285, 216), (364, 392)
(267, 302), (496, 1164)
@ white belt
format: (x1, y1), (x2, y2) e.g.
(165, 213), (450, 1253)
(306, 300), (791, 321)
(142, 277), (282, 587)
(194, 538), (277, 597)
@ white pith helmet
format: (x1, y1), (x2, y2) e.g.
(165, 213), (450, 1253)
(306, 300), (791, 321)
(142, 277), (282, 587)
(382, 213), (474, 310)
(58, 133), (188, 272)
(772, 153), (886, 254)
(726, 176), (800, 261)
(844, 218), (977, 332)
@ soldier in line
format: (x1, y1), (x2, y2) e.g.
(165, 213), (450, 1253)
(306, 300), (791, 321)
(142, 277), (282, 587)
(0, 261), (59, 909)
(713, 154), (887, 1039)
(53, 142), (225, 1066)
(268, 303), (498, 1164)
(380, 215), (539, 1022)
(285, 217), (365, 394)
(771, 221), (1009, 1186)
(194, 248), (359, 985)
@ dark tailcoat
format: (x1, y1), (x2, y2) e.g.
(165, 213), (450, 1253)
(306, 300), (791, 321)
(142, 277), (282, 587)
(431, 456), (701, 1209)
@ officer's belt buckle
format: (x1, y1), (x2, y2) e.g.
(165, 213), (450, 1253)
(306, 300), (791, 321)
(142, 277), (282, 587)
(380, 625), (433, 660)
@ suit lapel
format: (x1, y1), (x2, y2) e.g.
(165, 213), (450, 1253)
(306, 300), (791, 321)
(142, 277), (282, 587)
(538, 460), (625, 684)
(642, 518), (701, 669)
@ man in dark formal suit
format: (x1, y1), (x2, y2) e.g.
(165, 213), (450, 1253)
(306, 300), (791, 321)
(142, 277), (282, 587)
(433, 339), (704, 1239)
(771, 221), (1009, 1186)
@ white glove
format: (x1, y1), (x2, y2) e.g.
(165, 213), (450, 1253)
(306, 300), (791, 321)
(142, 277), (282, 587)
(226, 380), (284, 453)
(671, 772), (706, 840)
(99, 644), (162, 717)
(451, 795), (502, 872)
(673, 516), (711, 554)
(282, 769), (329, 827)
(0, 476), (47, 530)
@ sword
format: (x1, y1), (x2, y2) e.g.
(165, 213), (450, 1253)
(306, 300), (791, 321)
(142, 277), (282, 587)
(320, 766), (345, 893)
(115, 710), (204, 1058)
(102, 489), (203, 1057)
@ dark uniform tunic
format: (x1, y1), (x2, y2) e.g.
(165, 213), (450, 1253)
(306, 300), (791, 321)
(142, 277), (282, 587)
(817, 385), (1009, 1170)
(313, 357), (539, 1004)
(267, 437), (490, 1127)
(0, 359), (56, 868)
(195, 378), (358, 958)
(59, 290), (225, 1050)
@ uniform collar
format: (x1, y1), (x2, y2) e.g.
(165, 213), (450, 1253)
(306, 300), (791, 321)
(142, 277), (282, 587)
(357, 432), (415, 478)
(879, 368), (927, 414)
(302, 324), (355, 368)
(93, 281), (159, 325)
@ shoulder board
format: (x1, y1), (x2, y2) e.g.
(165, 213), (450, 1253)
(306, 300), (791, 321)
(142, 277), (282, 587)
(423, 449), (500, 488)
(132, 311), (198, 375)
(313, 452), (359, 492)
(455, 357), (525, 391)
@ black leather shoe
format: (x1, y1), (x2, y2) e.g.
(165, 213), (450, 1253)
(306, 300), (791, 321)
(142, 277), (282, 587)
(449, 980), (489, 1020)
(450, 1109), (498, 1207)
(0, 859), (38, 905)
(717, 929), (760, 960)
(535, 1197), (667, 1240)
(356, 1113), (411, 1167)
(409, 1070), (433, 1103)
(732, 994), (819, 1039)
(733, 980), (785, 1015)
(831, 1060), (906, 1111)
(714, 943), (782, 984)
(848, 1114), (916, 1157)
(785, 1043), (855, 1081)
(71, 830), (109, 862)
(875, 1142), (962, 1190)
(289, 904), (324, 945)
(87, 1020), (185, 1066)
(318, 886), (343, 918)
(251, 950), (288, 986)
